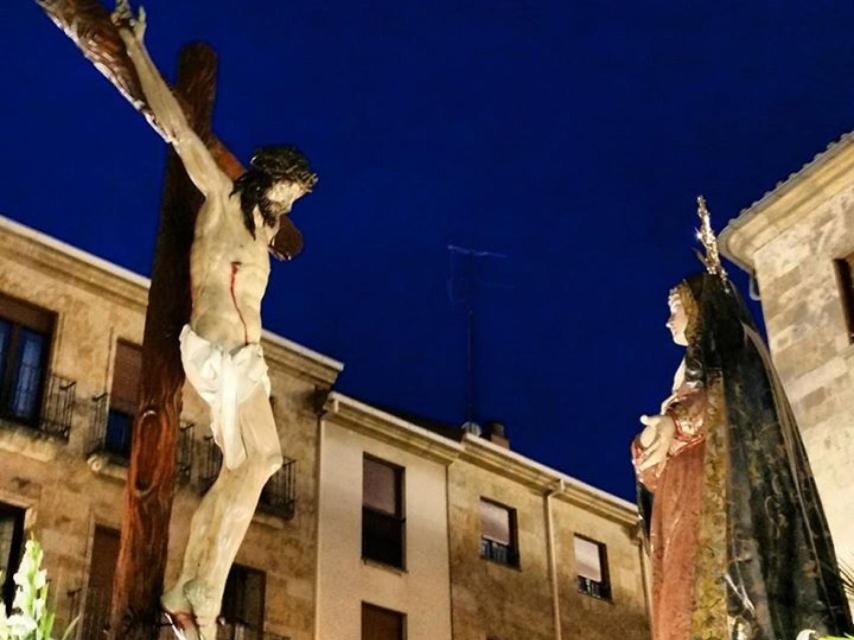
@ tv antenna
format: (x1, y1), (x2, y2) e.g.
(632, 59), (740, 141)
(447, 244), (509, 427)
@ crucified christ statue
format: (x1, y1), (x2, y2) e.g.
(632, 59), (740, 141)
(111, 3), (318, 638)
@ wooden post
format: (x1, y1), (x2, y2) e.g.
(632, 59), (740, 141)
(109, 43), (231, 640)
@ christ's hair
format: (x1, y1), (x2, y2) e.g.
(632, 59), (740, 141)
(232, 145), (318, 237)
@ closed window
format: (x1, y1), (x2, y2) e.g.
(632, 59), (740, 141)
(220, 564), (266, 640)
(0, 293), (54, 426)
(834, 254), (854, 343)
(479, 499), (518, 566)
(0, 502), (25, 609)
(107, 340), (142, 459)
(362, 456), (405, 569)
(362, 602), (405, 640)
(574, 535), (611, 600)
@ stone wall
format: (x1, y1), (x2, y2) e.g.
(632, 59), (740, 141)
(721, 141), (854, 571)
(447, 439), (649, 640)
(552, 499), (649, 640)
(752, 187), (854, 565)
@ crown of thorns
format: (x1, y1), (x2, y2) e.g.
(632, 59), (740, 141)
(250, 145), (318, 190)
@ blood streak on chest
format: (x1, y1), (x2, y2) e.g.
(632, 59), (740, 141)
(230, 261), (249, 345)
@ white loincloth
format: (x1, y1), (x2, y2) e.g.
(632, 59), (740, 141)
(179, 325), (271, 470)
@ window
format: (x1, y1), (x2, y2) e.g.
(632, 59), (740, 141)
(0, 503), (25, 609)
(220, 564), (266, 640)
(479, 499), (518, 566)
(107, 340), (142, 459)
(362, 456), (405, 569)
(834, 254), (854, 343)
(574, 535), (611, 600)
(81, 526), (120, 639)
(0, 293), (54, 426)
(362, 603), (405, 640)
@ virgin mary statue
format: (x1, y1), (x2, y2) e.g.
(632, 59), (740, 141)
(632, 198), (852, 640)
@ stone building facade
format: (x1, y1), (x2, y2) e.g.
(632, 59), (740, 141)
(0, 215), (342, 640)
(0, 214), (649, 640)
(720, 133), (854, 571)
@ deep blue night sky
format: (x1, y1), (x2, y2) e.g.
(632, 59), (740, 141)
(4, 1), (854, 500)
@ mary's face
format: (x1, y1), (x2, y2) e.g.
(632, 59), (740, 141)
(666, 293), (689, 346)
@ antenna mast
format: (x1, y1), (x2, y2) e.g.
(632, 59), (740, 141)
(447, 245), (507, 425)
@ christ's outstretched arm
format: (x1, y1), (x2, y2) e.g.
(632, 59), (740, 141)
(113, 0), (230, 199)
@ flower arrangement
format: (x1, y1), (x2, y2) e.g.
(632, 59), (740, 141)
(0, 540), (77, 640)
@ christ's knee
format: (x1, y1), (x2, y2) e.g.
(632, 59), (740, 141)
(245, 450), (282, 482)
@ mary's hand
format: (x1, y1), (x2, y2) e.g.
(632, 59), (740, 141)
(635, 414), (676, 471)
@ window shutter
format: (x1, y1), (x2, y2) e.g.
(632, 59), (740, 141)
(362, 603), (404, 640)
(111, 341), (142, 413)
(363, 458), (399, 515)
(574, 536), (603, 582)
(0, 293), (55, 334)
(480, 500), (511, 545)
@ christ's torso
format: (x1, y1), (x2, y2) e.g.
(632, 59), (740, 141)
(189, 191), (271, 352)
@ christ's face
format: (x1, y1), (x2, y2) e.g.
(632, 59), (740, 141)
(265, 180), (307, 216)
(666, 292), (689, 346)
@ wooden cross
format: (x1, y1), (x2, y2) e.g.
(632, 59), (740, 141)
(34, 2), (244, 638)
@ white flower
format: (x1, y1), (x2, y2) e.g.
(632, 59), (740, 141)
(5, 613), (37, 636)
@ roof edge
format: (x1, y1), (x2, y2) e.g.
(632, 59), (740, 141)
(720, 130), (854, 271)
(325, 392), (637, 525)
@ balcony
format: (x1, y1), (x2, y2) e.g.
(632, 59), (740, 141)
(87, 393), (131, 465)
(0, 371), (76, 440)
(577, 575), (611, 600)
(87, 393), (195, 478)
(199, 436), (296, 520)
(480, 537), (519, 567)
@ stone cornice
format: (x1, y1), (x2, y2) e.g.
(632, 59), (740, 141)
(719, 132), (854, 272)
(0, 215), (150, 310)
(325, 393), (638, 527)
(261, 330), (342, 386)
(460, 434), (638, 527)
(0, 215), (342, 386)
(325, 393), (464, 464)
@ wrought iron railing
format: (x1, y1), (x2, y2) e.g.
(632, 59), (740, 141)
(89, 394), (196, 480)
(177, 421), (195, 484)
(199, 436), (296, 520)
(87, 393), (130, 464)
(480, 537), (519, 566)
(259, 460), (296, 520)
(39, 373), (76, 438)
(0, 371), (76, 440)
(577, 575), (611, 600)
(87, 393), (108, 455)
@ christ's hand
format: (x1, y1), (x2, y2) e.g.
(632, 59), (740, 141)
(112, 0), (147, 44)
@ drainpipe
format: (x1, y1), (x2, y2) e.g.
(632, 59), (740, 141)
(312, 388), (333, 640)
(635, 521), (653, 626)
(544, 478), (565, 640)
